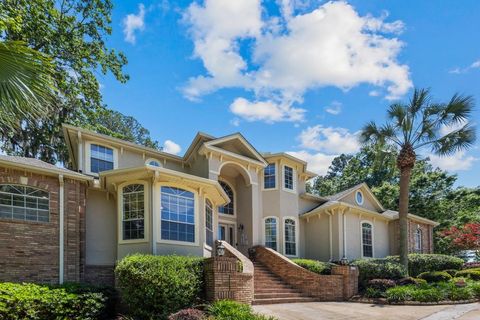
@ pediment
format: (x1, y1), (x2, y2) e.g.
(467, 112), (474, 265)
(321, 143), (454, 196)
(204, 134), (267, 165)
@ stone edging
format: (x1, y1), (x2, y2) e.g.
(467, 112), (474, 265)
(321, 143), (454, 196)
(350, 296), (479, 306)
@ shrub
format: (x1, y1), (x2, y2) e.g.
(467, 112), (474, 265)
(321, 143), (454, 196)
(386, 254), (463, 277)
(367, 279), (396, 291)
(385, 286), (414, 302)
(463, 262), (480, 269)
(443, 269), (458, 277)
(292, 259), (335, 275)
(417, 271), (452, 283)
(352, 259), (406, 288)
(115, 254), (205, 320)
(456, 269), (480, 280)
(0, 282), (106, 320)
(168, 308), (206, 320)
(365, 287), (384, 298)
(447, 286), (474, 301)
(468, 282), (480, 298)
(207, 300), (276, 320)
(410, 288), (444, 302)
(396, 277), (427, 287)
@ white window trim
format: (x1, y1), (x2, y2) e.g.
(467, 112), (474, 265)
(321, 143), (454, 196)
(145, 158), (163, 167)
(218, 178), (236, 218)
(117, 180), (149, 244)
(360, 220), (374, 258)
(217, 219), (237, 247)
(85, 141), (118, 177)
(355, 190), (364, 205)
(204, 196), (215, 250)
(262, 216), (279, 251)
(262, 162), (278, 191)
(282, 216), (299, 257)
(157, 182), (200, 247)
(0, 184), (50, 223)
(282, 165), (297, 194)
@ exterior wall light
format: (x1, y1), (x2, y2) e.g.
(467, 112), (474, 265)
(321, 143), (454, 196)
(216, 241), (225, 257)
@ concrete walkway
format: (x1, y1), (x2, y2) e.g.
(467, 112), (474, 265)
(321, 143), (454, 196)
(253, 302), (480, 320)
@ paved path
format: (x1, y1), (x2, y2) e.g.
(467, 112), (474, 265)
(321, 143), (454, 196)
(253, 302), (480, 320)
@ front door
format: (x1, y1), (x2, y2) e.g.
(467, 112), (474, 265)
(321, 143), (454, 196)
(218, 223), (235, 246)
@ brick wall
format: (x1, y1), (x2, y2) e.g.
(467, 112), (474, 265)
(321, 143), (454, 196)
(84, 265), (115, 286)
(0, 166), (87, 284)
(251, 246), (358, 301)
(391, 219), (434, 255)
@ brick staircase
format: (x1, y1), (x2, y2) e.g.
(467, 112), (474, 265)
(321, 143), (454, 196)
(252, 261), (317, 305)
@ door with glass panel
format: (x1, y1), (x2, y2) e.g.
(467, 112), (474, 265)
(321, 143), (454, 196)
(218, 223), (235, 246)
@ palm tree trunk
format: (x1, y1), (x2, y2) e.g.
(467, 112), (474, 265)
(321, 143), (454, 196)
(399, 165), (412, 274)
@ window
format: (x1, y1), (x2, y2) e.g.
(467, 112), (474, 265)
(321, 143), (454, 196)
(205, 199), (214, 247)
(264, 164), (276, 189)
(362, 222), (373, 258)
(161, 187), (195, 243)
(284, 218), (296, 256)
(264, 217), (277, 250)
(415, 228), (423, 253)
(0, 185), (49, 222)
(90, 144), (114, 173)
(284, 166), (294, 190)
(218, 181), (234, 215)
(122, 184), (145, 240)
(356, 191), (364, 205)
(146, 159), (161, 167)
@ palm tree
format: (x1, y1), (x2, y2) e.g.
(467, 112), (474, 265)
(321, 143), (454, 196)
(360, 88), (476, 272)
(0, 41), (56, 131)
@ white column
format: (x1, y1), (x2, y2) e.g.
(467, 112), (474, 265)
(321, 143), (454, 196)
(58, 175), (64, 284)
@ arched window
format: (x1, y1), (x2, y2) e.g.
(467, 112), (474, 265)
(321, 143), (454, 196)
(264, 217), (278, 250)
(361, 222), (373, 258)
(415, 228), (423, 253)
(161, 186), (195, 243)
(284, 218), (296, 256)
(0, 185), (49, 222)
(146, 158), (162, 167)
(205, 199), (213, 248)
(122, 184), (145, 240)
(218, 181), (234, 215)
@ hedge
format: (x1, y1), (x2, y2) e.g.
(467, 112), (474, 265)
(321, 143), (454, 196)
(207, 300), (276, 320)
(0, 282), (107, 320)
(351, 259), (406, 288)
(417, 271), (452, 283)
(291, 259), (335, 275)
(386, 254), (463, 277)
(456, 269), (480, 281)
(115, 254), (205, 320)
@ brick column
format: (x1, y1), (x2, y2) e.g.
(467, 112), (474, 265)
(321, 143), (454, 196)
(331, 265), (359, 299)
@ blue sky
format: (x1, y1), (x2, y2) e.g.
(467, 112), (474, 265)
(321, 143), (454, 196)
(98, 0), (480, 187)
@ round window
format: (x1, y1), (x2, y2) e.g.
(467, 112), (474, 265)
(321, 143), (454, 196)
(355, 191), (364, 205)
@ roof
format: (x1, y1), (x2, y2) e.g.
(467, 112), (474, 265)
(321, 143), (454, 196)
(326, 183), (365, 201)
(383, 210), (439, 226)
(0, 155), (91, 181)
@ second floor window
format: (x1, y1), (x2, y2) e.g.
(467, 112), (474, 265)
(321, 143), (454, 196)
(218, 181), (234, 215)
(284, 166), (294, 190)
(91, 144), (114, 173)
(264, 164), (276, 189)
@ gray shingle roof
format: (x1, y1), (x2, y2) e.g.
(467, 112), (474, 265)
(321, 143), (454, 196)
(325, 183), (365, 201)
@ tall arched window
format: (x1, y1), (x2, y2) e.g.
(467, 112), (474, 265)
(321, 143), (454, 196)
(264, 217), (278, 250)
(284, 218), (296, 256)
(415, 228), (423, 253)
(218, 181), (234, 215)
(122, 184), (145, 240)
(161, 186), (195, 243)
(361, 222), (373, 258)
(0, 185), (49, 222)
(205, 199), (213, 248)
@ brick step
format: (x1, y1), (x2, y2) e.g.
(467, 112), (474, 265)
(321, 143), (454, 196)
(254, 292), (305, 299)
(252, 297), (318, 305)
(255, 288), (300, 294)
(254, 282), (293, 288)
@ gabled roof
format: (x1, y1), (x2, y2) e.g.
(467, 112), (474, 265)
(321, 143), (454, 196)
(326, 182), (385, 212)
(383, 210), (439, 226)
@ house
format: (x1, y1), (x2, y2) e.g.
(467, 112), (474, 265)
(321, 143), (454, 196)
(0, 124), (438, 285)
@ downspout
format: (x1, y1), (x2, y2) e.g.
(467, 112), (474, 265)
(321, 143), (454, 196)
(59, 175), (64, 284)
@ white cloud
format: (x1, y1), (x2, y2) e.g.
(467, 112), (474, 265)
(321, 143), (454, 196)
(369, 90), (381, 97)
(470, 60), (480, 68)
(324, 101), (342, 115)
(230, 118), (241, 127)
(123, 4), (146, 44)
(449, 58), (480, 74)
(183, 0), (411, 122)
(287, 150), (336, 175)
(439, 120), (468, 136)
(163, 140), (181, 155)
(298, 125), (360, 154)
(229, 98), (305, 123)
(429, 151), (477, 172)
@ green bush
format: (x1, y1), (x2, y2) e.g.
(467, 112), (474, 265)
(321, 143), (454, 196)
(367, 279), (396, 292)
(386, 254), (463, 277)
(410, 288), (444, 302)
(385, 286), (414, 302)
(352, 259), (406, 288)
(207, 300), (276, 320)
(168, 308), (206, 320)
(115, 254), (205, 320)
(442, 269), (458, 277)
(0, 282), (106, 320)
(417, 271), (452, 283)
(456, 269), (480, 281)
(447, 286), (474, 301)
(291, 259), (335, 275)
(396, 277), (427, 287)
(468, 282), (480, 298)
(365, 287), (384, 298)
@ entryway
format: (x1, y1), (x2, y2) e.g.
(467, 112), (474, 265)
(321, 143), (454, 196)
(218, 223), (235, 246)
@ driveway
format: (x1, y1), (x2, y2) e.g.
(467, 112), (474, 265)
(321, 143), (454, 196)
(253, 302), (480, 320)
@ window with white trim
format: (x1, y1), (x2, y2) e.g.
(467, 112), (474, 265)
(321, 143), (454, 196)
(122, 184), (145, 240)
(0, 185), (49, 222)
(362, 222), (373, 257)
(356, 191), (364, 205)
(90, 144), (114, 173)
(205, 199), (214, 247)
(284, 218), (296, 256)
(264, 217), (277, 250)
(146, 159), (161, 167)
(264, 164), (276, 189)
(415, 228), (423, 253)
(284, 165), (294, 190)
(161, 187), (195, 243)
(218, 181), (234, 215)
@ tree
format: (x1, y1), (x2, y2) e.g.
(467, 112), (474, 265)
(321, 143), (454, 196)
(439, 223), (480, 255)
(0, 0), (128, 163)
(360, 88), (476, 272)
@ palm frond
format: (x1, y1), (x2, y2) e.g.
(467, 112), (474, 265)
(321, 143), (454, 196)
(431, 123), (476, 156)
(409, 88), (430, 115)
(440, 93), (475, 125)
